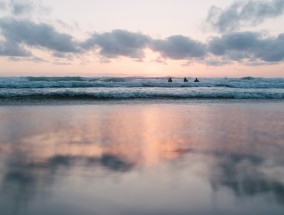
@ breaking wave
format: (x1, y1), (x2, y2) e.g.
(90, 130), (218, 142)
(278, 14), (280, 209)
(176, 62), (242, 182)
(0, 77), (284, 89)
(0, 77), (283, 100)
(0, 87), (283, 100)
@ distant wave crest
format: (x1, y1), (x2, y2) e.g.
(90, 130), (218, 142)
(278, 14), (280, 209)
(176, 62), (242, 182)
(0, 77), (284, 89)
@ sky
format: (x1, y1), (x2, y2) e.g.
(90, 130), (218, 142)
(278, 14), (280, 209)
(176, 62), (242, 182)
(0, 0), (284, 77)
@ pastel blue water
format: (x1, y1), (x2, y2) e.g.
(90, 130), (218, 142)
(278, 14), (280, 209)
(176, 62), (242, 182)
(0, 77), (284, 99)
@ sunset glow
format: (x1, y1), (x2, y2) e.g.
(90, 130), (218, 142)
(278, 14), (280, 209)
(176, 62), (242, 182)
(0, 0), (284, 77)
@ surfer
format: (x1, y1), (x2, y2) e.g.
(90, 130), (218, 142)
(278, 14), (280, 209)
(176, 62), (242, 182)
(194, 78), (200, 82)
(168, 77), (173, 82)
(184, 77), (188, 82)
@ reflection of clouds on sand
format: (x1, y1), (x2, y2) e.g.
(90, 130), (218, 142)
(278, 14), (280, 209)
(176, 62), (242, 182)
(0, 151), (134, 214)
(0, 106), (170, 214)
(209, 152), (284, 204)
(0, 103), (284, 215)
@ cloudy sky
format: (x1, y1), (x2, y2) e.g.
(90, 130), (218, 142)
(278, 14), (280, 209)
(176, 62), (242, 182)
(0, 0), (284, 77)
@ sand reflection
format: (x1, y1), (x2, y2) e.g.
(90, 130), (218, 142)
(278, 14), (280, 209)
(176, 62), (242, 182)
(1, 105), (201, 167)
(0, 103), (284, 215)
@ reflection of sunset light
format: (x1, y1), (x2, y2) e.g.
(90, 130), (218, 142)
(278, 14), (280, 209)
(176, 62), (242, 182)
(2, 103), (281, 172)
(2, 105), (202, 167)
(6, 108), (184, 170)
(20, 131), (103, 160)
(141, 107), (185, 165)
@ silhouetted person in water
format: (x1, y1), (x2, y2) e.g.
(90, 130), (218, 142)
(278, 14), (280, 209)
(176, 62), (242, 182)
(184, 77), (188, 82)
(168, 77), (173, 82)
(194, 78), (200, 82)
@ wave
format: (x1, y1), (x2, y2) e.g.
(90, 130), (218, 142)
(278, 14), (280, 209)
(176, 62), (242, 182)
(1, 87), (283, 100)
(0, 77), (284, 89)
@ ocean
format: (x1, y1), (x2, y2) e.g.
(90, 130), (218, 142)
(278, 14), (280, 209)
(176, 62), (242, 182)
(1, 77), (284, 215)
(0, 77), (284, 101)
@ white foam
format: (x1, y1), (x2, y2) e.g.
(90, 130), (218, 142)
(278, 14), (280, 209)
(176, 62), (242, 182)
(0, 77), (284, 89)
(0, 87), (283, 99)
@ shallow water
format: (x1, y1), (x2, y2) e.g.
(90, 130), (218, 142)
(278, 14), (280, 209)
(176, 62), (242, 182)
(0, 101), (284, 215)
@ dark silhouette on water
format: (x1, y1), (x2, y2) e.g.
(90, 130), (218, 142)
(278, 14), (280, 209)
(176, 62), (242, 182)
(194, 78), (200, 82)
(184, 77), (188, 82)
(168, 77), (173, 82)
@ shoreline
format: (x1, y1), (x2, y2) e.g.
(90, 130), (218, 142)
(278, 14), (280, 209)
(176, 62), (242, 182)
(1, 98), (284, 106)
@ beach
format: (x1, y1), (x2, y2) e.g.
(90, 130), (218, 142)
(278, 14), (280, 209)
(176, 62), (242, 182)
(0, 100), (284, 215)
(1, 0), (284, 214)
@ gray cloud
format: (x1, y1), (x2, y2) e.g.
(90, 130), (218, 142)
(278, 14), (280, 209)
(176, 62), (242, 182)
(82, 30), (150, 58)
(0, 18), (80, 53)
(151, 35), (207, 59)
(0, 16), (284, 64)
(209, 32), (259, 56)
(0, 0), (34, 15)
(10, 0), (34, 15)
(82, 32), (206, 60)
(203, 58), (233, 66)
(53, 52), (70, 58)
(257, 33), (284, 61)
(0, 1), (7, 11)
(9, 56), (46, 63)
(208, 31), (284, 62)
(207, 0), (284, 32)
(0, 41), (31, 56)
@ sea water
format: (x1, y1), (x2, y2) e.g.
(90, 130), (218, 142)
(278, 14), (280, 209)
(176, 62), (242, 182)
(0, 77), (284, 100)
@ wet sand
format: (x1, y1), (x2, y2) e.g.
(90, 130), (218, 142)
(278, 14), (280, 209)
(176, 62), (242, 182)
(0, 100), (284, 215)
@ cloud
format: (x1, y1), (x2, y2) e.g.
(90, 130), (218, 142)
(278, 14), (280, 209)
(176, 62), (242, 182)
(0, 0), (34, 16)
(2, 25), (284, 64)
(0, 16), (284, 65)
(208, 31), (284, 62)
(257, 33), (284, 62)
(0, 1), (7, 11)
(203, 58), (233, 66)
(0, 18), (80, 53)
(82, 32), (207, 60)
(0, 41), (31, 56)
(10, 0), (33, 15)
(0, 22), (206, 61)
(82, 29), (150, 59)
(209, 32), (259, 56)
(207, 0), (284, 32)
(151, 35), (207, 59)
